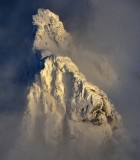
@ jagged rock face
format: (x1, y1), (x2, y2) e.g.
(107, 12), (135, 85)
(26, 9), (122, 145)
(29, 55), (121, 129)
(33, 9), (75, 58)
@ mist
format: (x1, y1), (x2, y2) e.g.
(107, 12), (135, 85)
(0, 0), (140, 160)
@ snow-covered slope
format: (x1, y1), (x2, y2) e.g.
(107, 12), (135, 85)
(34, 55), (121, 127)
(26, 9), (122, 145)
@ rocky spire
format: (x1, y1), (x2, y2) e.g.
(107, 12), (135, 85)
(33, 9), (75, 58)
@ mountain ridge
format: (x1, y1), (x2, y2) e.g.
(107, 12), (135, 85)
(26, 9), (122, 145)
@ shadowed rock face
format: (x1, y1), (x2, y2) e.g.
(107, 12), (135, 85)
(26, 9), (122, 146)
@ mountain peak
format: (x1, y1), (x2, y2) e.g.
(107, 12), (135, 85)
(33, 9), (74, 58)
(26, 9), (122, 145)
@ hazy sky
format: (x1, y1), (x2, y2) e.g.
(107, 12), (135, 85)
(0, 0), (140, 160)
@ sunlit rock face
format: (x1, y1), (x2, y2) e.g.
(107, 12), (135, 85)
(26, 9), (122, 146)
(33, 9), (75, 58)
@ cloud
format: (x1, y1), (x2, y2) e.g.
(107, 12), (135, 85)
(0, 0), (140, 159)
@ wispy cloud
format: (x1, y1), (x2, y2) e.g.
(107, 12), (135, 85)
(0, 0), (140, 159)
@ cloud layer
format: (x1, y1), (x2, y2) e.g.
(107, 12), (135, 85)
(0, 0), (140, 159)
